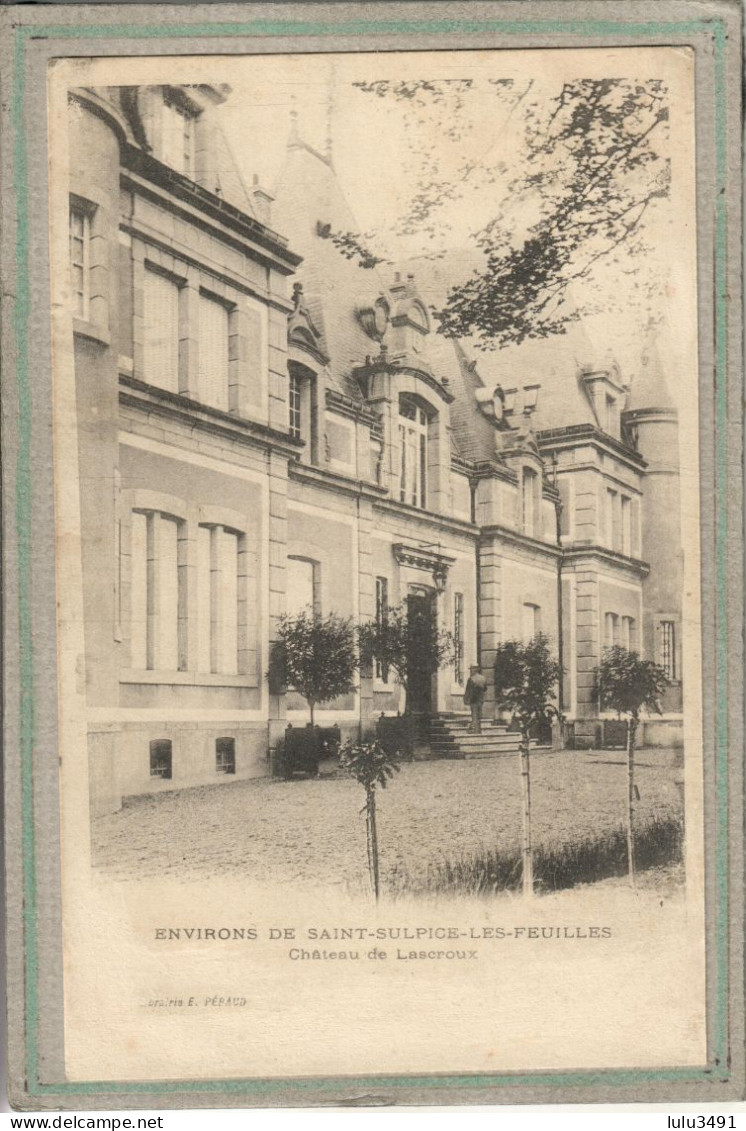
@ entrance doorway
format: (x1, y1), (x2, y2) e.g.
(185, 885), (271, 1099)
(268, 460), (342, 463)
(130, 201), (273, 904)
(406, 587), (436, 721)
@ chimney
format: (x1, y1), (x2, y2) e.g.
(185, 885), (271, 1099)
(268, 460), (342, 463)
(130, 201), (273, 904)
(251, 173), (274, 225)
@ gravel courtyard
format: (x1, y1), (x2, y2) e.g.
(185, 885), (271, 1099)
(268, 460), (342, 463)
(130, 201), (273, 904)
(91, 747), (685, 891)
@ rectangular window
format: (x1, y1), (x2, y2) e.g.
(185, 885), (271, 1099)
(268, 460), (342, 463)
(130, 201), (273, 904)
(69, 205), (90, 319)
(130, 511), (184, 671)
(375, 576), (389, 681)
(522, 602), (540, 643)
(197, 525), (241, 675)
(454, 592), (465, 685)
(398, 400), (428, 509)
(289, 372), (302, 439)
(143, 269), (180, 393)
(161, 98), (195, 176)
(661, 621), (676, 680)
(149, 739), (172, 780)
(215, 737), (236, 775)
(198, 293), (230, 412)
(287, 556), (317, 618)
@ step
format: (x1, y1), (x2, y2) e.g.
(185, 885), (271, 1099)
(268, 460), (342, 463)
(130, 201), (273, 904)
(429, 724), (510, 737)
(431, 731), (519, 745)
(427, 737), (522, 755)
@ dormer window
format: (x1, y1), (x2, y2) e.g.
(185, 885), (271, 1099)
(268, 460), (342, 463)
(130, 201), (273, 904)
(524, 385), (540, 413)
(161, 94), (196, 177)
(398, 396), (430, 509)
(287, 362), (318, 462)
(605, 394), (618, 435)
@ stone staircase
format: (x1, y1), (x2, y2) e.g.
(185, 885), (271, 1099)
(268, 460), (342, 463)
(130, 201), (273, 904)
(427, 713), (523, 760)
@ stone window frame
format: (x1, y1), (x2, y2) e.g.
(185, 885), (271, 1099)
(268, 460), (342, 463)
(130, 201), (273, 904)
(373, 575), (393, 688)
(132, 238), (259, 419)
(144, 86), (202, 180)
(288, 359), (321, 464)
(69, 192), (110, 344)
(621, 614), (638, 652)
(196, 285), (237, 413)
(149, 739), (173, 780)
(397, 395), (431, 509)
(120, 491), (189, 675)
(215, 736), (237, 775)
(655, 614), (681, 684)
(286, 555), (322, 619)
(119, 491), (258, 686)
(195, 513), (251, 679)
(196, 504), (257, 683)
(603, 610), (620, 649)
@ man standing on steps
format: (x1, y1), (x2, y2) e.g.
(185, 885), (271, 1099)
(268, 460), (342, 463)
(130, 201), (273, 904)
(463, 665), (488, 735)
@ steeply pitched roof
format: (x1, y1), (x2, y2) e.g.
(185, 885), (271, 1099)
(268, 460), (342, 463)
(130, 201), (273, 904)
(272, 139), (391, 403)
(271, 137), (660, 456)
(626, 334), (675, 410)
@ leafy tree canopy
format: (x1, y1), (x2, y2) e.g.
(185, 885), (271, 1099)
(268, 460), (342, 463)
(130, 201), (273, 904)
(358, 599), (455, 704)
(594, 645), (669, 720)
(493, 634), (562, 730)
(268, 610), (358, 721)
(340, 739), (400, 792)
(345, 77), (669, 347)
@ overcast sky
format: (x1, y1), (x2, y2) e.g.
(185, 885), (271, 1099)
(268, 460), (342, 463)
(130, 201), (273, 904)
(57, 48), (696, 405)
(213, 47), (695, 402)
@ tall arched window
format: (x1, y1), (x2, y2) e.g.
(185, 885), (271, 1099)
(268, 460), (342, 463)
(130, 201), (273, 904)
(196, 524), (244, 675)
(398, 396), (430, 509)
(130, 509), (186, 671)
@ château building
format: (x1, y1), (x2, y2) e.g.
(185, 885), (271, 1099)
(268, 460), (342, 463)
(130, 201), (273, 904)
(61, 83), (683, 815)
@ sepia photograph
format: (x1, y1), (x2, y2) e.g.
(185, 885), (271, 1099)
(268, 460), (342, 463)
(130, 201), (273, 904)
(66, 54), (691, 894)
(3, 1), (742, 1108)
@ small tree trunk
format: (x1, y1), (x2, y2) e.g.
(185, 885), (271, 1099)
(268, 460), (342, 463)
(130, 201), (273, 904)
(365, 785), (380, 900)
(626, 716), (638, 887)
(520, 728), (533, 898)
(309, 700), (315, 727)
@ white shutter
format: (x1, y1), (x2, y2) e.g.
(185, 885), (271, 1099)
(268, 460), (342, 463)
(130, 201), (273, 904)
(157, 516), (180, 670)
(143, 271), (180, 392)
(199, 294), (229, 411)
(130, 512), (148, 669)
(196, 525), (212, 673)
(218, 529), (239, 674)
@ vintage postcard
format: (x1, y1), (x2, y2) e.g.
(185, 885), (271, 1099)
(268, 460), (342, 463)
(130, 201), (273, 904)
(2, 0), (743, 1110)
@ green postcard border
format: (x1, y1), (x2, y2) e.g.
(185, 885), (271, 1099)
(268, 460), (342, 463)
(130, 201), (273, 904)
(10, 11), (731, 1099)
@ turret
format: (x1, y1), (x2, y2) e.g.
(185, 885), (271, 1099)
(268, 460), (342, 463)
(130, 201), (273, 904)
(623, 336), (682, 713)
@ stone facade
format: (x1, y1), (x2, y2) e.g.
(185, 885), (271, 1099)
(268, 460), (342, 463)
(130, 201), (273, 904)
(61, 85), (683, 816)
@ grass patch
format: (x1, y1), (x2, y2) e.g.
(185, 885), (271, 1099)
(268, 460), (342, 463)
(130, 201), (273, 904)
(386, 812), (684, 898)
